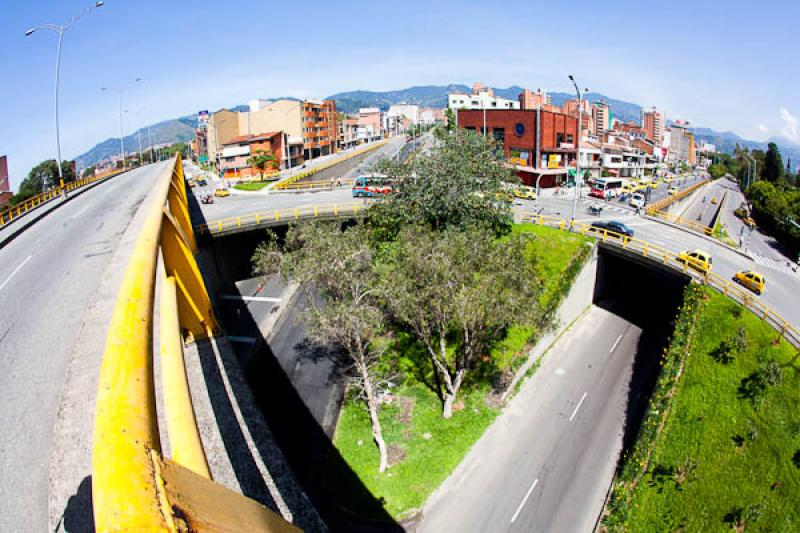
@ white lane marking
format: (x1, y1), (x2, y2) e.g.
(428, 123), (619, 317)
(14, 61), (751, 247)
(555, 367), (565, 376)
(220, 295), (281, 303)
(226, 336), (257, 344)
(510, 478), (539, 524)
(569, 392), (588, 422)
(0, 255), (33, 293)
(71, 205), (90, 219)
(609, 333), (623, 354)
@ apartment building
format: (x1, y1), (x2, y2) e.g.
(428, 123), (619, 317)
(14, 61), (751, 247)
(357, 108), (383, 140)
(206, 98), (337, 174)
(593, 102), (610, 136)
(641, 108), (665, 146)
(563, 98), (594, 136)
(519, 88), (551, 110)
(219, 132), (284, 179)
(667, 123), (696, 165)
(457, 108), (579, 188)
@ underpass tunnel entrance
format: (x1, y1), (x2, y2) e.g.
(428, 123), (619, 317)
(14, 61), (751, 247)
(593, 243), (691, 330)
(592, 242), (692, 454)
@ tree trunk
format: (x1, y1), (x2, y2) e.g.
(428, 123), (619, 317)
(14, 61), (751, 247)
(442, 368), (465, 419)
(359, 360), (389, 473)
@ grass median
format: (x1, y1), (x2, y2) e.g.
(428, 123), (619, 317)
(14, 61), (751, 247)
(232, 181), (271, 191)
(603, 286), (800, 531)
(324, 223), (591, 521)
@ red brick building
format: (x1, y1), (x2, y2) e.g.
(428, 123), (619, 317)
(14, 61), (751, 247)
(0, 156), (11, 207)
(458, 109), (579, 187)
(219, 132), (284, 179)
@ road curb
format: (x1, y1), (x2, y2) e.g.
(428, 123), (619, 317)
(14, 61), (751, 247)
(0, 173), (120, 251)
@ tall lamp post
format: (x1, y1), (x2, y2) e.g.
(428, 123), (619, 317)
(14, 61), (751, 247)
(743, 153), (756, 189)
(568, 75), (587, 224)
(25, 1), (105, 190)
(101, 78), (142, 169)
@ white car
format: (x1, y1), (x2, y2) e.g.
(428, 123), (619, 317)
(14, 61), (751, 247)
(630, 192), (645, 209)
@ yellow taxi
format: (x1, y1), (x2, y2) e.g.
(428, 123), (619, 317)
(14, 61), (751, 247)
(187, 178), (198, 188)
(677, 249), (713, 273)
(734, 270), (765, 295)
(214, 187), (230, 197)
(711, 197), (718, 204)
(513, 185), (537, 200)
(649, 180), (660, 189)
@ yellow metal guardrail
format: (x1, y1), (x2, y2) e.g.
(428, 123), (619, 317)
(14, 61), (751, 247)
(645, 178), (710, 214)
(196, 202), (367, 236)
(92, 155), (299, 532)
(648, 209), (714, 236)
(275, 178), (355, 191)
(0, 168), (124, 228)
(520, 212), (800, 350)
(274, 139), (388, 190)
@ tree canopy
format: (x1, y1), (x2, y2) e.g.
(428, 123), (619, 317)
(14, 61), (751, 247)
(369, 130), (516, 238)
(763, 142), (784, 183)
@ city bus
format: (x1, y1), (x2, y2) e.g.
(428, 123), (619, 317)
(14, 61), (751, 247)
(589, 177), (624, 199)
(352, 174), (393, 197)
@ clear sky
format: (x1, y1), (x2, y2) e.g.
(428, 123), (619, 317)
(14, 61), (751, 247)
(1, 0), (798, 190)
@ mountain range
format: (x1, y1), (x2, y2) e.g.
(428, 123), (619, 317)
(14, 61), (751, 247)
(73, 84), (800, 168)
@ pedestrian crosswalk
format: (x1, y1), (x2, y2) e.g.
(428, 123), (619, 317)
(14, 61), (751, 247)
(579, 199), (636, 218)
(750, 252), (799, 275)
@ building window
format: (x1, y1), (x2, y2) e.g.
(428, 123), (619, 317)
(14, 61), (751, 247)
(557, 133), (564, 145)
(492, 128), (505, 143)
(509, 147), (530, 166)
(466, 127), (476, 133)
(567, 134), (574, 144)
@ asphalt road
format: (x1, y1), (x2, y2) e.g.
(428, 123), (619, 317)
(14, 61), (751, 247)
(420, 307), (645, 532)
(527, 192), (800, 327)
(677, 179), (728, 227)
(0, 163), (166, 532)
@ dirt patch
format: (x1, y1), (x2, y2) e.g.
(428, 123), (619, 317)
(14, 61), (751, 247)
(395, 396), (415, 426)
(388, 444), (406, 467)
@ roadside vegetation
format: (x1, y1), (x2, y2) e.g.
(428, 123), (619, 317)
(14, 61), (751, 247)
(251, 130), (591, 521)
(710, 143), (800, 257)
(233, 181), (270, 191)
(603, 286), (800, 531)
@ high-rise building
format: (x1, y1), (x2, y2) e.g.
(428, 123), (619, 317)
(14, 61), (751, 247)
(641, 107), (665, 146)
(519, 88), (551, 110)
(563, 99), (594, 136)
(593, 102), (610, 136)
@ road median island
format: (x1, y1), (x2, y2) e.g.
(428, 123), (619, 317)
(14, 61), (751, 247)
(323, 223), (592, 523)
(601, 286), (800, 531)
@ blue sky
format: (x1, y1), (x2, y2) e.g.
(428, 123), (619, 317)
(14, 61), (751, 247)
(1, 0), (798, 190)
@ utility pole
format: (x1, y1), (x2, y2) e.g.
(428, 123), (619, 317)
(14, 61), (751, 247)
(101, 78), (142, 169)
(569, 75), (586, 224)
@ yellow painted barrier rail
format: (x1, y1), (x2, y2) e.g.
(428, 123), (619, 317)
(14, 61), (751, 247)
(0, 168), (124, 228)
(645, 178), (710, 215)
(92, 155), (299, 532)
(520, 211), (800, 351)
(274, 139), (389, 190)
(196, 201), (367, 236)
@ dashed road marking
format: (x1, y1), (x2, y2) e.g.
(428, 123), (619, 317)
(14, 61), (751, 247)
(510, 478), (539, 524)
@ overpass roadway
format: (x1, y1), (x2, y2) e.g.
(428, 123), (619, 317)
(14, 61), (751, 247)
(0, 162), (169, 532)
(196, 182), (800, 330)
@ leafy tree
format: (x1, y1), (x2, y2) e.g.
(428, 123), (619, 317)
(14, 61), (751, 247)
(252, 223), (392, 472)
(444, 107), (456, 132)
(379, 225), (544, 418)
(81, 165), (97, 179)
(708, 163), (727, 179)
(370, 130), (516, 239)
(763, 142), (784, 183)
(11, 159), (76, 205)
(246, 149), (278, 180)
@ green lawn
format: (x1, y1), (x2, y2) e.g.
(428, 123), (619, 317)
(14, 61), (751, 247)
(233, 181), (270, 191)
(605, 287), (800, 531)
(326, 223), (591, 521)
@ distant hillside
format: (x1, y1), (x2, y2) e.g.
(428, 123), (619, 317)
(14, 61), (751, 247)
(74, 84), (799, 169)
(75, 115), (197, 169)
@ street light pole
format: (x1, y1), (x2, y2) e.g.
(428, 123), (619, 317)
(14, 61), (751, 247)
(569, 75), (585, 224)
(102, 78), (142, 169)
(25, 1), (105, 190)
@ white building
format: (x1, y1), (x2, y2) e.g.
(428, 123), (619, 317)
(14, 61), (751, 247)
(387, 104), (420, 126)
(448, 84), (519, 110)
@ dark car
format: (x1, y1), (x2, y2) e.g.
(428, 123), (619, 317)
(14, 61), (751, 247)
(590, 220), (634, 237)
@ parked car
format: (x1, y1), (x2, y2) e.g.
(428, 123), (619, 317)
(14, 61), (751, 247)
(668, 186), (678, 195)
(677, 249), (713, 273)
(630, 192), (646, 208)
(590, 220), (634, 237)
(734, 270), (765, 295)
